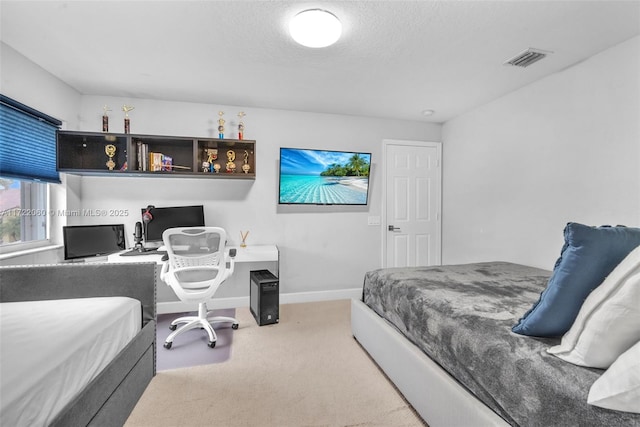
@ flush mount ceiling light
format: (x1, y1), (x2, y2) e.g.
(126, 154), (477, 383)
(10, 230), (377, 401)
(289, 9), (342, 48)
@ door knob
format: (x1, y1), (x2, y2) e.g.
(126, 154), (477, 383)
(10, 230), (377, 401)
(388, 225), (400, 231)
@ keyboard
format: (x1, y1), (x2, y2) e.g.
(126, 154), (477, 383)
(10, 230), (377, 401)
(120, 248), (158, 257)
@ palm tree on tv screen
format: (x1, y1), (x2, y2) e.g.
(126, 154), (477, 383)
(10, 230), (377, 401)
(348, 153), (366, 176)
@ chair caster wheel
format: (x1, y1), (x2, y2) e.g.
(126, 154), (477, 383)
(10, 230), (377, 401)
(164, 341), (172, 349)
(232, 323), (239, 330)
(169, 324), (177, 331)
(208, 341), (216, 348)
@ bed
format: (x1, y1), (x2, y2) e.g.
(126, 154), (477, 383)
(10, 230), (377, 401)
(0, 262), (156, 427)
(351, 261), (640, 427)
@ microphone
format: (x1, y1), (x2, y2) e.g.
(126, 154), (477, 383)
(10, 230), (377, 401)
(134, 221), (143, 240)
(133, 221), (144, 252)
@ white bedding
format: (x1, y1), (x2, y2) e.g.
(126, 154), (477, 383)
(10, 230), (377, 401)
(0, 296), (141, 427)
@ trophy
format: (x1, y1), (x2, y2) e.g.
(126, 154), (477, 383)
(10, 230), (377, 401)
(205, 148), (218, 172)
(225, 149), (236, 173)
(102, 105), (111, 132)
(105, 144), (117, 170)
(122, 105), (135, 134)
(242, 150), (251, 174)
(217, 111), (225, 139)
(237, 111), (245, 140)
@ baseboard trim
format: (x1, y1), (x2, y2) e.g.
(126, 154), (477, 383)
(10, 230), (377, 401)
(280, 288), (362, 304)
(157, 288), (362, 314)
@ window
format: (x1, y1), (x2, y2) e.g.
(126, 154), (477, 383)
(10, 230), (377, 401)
(0, 95), (61, 251)
(0, 179), (47, 246)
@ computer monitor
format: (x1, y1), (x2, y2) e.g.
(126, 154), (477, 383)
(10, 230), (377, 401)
(63, 224), (126, 260)
(141, 205), (205, 243)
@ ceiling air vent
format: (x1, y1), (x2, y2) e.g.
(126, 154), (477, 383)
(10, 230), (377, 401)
(504, 48), (551, 68)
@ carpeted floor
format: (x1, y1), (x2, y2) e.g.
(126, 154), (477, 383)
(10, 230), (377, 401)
(126, 299), (427, 427)
(156, 309), (236, 371)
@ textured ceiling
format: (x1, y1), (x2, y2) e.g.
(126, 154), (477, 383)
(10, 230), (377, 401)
(1, 1), (639, 123)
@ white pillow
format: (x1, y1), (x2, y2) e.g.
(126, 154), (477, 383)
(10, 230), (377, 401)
(547, 245), (640, 368)
(588, 340), (640, 413)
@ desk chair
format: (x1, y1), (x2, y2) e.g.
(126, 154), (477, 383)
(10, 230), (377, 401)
(160, 226), (238, 349)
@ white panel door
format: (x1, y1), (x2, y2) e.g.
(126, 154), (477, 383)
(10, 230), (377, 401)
(384, 140), (441, 267)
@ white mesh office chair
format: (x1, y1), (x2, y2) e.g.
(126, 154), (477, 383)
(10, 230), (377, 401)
(160, 226), (238, 349)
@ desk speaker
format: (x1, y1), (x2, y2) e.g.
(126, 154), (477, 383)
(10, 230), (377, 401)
(250, 269), (279, 326)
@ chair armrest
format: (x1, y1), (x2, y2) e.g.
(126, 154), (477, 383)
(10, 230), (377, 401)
(160, 261), (170, 283)
(225, 256), (235, 277)
(224, 248), (236, 276)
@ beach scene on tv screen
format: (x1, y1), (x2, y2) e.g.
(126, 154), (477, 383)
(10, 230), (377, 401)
(279, 148), (371, 204)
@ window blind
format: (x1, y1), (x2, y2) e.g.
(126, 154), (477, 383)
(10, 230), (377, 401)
(0, 94), (62, 183)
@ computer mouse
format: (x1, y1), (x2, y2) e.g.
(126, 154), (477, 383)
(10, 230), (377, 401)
(161, 254), (169, 261)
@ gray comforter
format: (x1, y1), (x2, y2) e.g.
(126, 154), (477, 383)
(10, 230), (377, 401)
(363, 262), (640, 427)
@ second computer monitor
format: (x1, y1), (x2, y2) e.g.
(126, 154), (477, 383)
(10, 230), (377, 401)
(141, 205), (205, 243)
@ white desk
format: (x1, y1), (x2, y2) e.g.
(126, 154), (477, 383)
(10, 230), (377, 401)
(108, 244), (278, 265)
(107, 244), (279, 314)
(232, 245), (279, 263)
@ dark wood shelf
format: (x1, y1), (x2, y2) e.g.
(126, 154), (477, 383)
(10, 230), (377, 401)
(57, 130), (256, 179)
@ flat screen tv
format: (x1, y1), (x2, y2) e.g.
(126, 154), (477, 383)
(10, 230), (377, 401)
(141, 205), (205, 243)
(278, 147), (372, 205)
(63, 224), (126, 260)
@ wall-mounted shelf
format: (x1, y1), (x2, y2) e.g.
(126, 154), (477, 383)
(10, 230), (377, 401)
(57, 130), (256, 179)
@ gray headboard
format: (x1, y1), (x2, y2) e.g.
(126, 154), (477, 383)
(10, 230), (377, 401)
(0, 262), (156, 325)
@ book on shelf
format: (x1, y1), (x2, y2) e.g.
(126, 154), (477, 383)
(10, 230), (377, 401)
(162, 155), (173, 171)
(149, 152), (163, 171)
(136, 141), (148, 171)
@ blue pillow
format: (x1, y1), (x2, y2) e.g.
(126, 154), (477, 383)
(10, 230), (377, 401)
(512, 222), (640, 337)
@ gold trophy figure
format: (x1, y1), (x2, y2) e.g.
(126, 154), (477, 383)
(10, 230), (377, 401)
(105, 144), (117, 170)
(226, 149), (236, 173)
(122, 105), (135, 134)
(217, 111), (225, 139)
(237, 111), (245, 140)
(102, 105), (111, 132)
(242, 150), (251, 174)
(205, 149), (218, 172)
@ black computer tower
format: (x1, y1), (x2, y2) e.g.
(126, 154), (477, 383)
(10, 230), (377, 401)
(250, 269), (279, 326)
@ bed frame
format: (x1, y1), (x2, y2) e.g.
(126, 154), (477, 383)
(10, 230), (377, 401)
(0, 262), (156, 427)
(351, 298), (509, 427)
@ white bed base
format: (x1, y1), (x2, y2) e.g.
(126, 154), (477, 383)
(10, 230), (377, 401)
(351, 298), (510, 427)
(1, 297), (141, 427)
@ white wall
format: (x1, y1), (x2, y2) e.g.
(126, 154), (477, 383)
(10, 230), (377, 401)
(70, 96), (440, 296)
(0, 43), (81, 127)
(441, 36), (640, 269)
